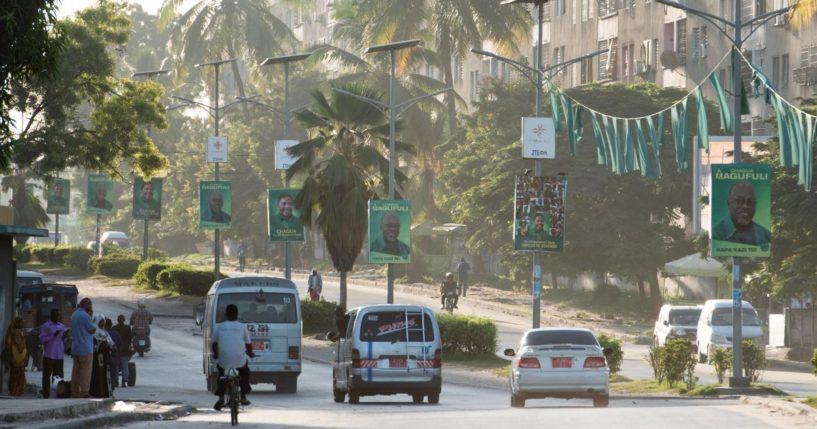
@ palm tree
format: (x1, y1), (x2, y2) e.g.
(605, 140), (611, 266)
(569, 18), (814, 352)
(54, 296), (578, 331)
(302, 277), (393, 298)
(790, 0), (816, 28)
(286, 83), (412, 308)
(158, 0), (299, 98)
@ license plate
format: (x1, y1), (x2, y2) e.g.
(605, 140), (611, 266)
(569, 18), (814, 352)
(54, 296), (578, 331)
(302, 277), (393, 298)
(138, 340), (146, 346)
(251, 340), (267, 351)
(389, 358), (407, 368)
(551, 357), (572, 368)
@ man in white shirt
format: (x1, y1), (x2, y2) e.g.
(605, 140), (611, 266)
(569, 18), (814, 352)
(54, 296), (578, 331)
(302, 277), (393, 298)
(212, 304), (255, 410)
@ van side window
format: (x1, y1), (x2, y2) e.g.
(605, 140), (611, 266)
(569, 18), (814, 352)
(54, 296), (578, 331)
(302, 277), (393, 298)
(358, 311), (435, 342)
(345, 311), (357, 340)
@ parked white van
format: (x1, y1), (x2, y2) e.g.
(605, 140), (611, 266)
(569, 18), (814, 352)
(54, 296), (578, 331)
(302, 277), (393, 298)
(195, 276), (302, 393)
(696, 299), (763, 363)
(330, 304), (442, 404)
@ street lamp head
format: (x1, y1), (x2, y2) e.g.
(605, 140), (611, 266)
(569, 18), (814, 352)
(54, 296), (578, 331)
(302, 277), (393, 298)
(261, 52), (313, 66)
(131, 69), (170, 78)
(470, 47), (494, 57)
(195, 58), (237, 68)
(502, 0), (550, 4)
(365, 39), (420, 54)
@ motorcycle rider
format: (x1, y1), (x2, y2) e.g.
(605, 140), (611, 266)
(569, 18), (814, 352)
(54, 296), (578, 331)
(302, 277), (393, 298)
(440, 272), (459, 310)
(130, 298), (153, 352)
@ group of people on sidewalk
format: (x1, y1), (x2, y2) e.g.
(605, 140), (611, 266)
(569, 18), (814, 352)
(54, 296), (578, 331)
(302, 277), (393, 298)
(2, 297), (152, 399)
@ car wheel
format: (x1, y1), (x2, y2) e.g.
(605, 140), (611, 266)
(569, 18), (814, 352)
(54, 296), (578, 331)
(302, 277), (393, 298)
(412, 394), (424, 403)
(333, 388), (345, 403)
(593, 394), (609, 408)
(348, 389), (360, 404)
(511, 394), (525, 408)
(427, 392), (440, 404)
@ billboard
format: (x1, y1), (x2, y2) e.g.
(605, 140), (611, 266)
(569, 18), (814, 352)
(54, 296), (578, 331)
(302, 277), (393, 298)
(46, 179), (70, 215)
(522, 117), (556, 159)
(710, 164), (771, 257)
(513, 175), (567, 252)
(267, 189), (304, 242)
(368, 200), (411, 264)
(87, 174), (114, 215)
(275, 140), (299, 170)
(133, 177), (163, 220)
(199, 181), (232, 229)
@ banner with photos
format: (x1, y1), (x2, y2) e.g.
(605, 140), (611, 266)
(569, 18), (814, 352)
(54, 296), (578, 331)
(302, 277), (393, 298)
(513, 175), (567, 252)
(710, 164), (771, 257)
(368, 200), (411, 264)
(47, 179), (70, 215)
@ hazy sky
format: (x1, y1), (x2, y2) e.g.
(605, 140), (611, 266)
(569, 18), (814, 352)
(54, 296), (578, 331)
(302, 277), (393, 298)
(57, 0), (165, 18)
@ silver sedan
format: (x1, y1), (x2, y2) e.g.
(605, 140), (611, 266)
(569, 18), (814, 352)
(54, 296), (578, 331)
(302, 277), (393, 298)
(505, 327), (612, 408)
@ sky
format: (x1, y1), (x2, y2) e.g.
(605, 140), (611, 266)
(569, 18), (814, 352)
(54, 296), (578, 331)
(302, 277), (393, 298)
(57, 0), (165, 18)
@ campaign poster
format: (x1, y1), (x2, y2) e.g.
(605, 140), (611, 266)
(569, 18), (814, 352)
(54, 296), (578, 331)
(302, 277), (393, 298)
(87, 174), (114, 215)
(513, 175), (567, 252)
(133, 177), (163, 220)
(267, 189), (304, 242)
(710, 164), (771, 257)
(368, 200), (411, 264)
(47, 179), (70, 215)
(199, 181), (232, 229)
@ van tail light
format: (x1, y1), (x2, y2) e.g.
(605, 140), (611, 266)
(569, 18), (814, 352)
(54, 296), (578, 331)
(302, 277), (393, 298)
(584, 356), (607, 368)
(433, 348), (442, 368)
(288, 346), (299, 360)
(518, 357), (540, 368)
(351, 348), (361, 368)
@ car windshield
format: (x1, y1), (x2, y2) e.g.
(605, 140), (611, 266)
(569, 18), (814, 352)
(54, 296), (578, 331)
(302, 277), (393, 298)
(216, 292), (297, 324)
(711, 308), (761, 326)
(669, 309), (701, 325)
(16, 276), (43, 287)
(359, 311), (435, 342)
(523, 330), (599, 346)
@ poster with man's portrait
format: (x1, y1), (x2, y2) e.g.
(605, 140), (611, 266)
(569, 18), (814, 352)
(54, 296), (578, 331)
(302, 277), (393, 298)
(199, 181), (232, 229)
(368, 200), (411, 264)
(87, 174), (114, 215)
(710, 164), (771, 257)
(47, 179), (70, 215)
(513, 175), (568, 252)
(133, 177), (163, 220)
(267, 189), (304, 242)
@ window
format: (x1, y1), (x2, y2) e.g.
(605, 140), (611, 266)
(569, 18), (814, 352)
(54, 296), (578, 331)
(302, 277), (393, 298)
(781, 54), (789, 89)
(582, 0), (589, 21)
(216, 293), (298, 324)
(773, 0), (789, 25)
(598, 0), (617, 17)
(552, 46), (564, 69)
(580, 57), (594, 83)
(523, 330), (600, 346)
(663, 19), (687, 66)
(692, 26), (708, 60)
(743, 0), (767, 20)
(533, 43), (550, 68)
(541, 2), (552, 22)
(623, 45), (630, 77)
(598, 38), (618, 80)
(555, 0), (566, 17)
(358, 311), (436, 342)
(454, 56), (464, 83)
(772, 55), (780, 87)
(469, 70), (480, 100)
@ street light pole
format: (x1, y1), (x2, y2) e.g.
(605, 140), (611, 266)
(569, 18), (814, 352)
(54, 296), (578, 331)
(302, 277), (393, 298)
(656, 0), (790, 389)
(132, 69), (170, 261)
(261, 52), (312, 280)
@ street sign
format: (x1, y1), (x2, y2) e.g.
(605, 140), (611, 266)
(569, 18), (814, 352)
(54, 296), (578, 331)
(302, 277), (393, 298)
(522, 117), (555, 159)
(275, 140), (299, 170)
(207, 136), (228, 163)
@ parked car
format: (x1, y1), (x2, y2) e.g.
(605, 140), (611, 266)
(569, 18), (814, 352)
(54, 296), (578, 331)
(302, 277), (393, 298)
(696, 299), (764, 364)
(101, 231), (130, 248)
(16, 270), (46, 288)
(653, 304), (703, 347)
(504, 327), (612, 408)
(329, 304), (442, 404)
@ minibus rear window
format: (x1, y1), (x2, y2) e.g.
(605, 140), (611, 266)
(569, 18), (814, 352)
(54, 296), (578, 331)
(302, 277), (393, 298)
(359, 311), (435, 342)
(216, 293), (297, 324)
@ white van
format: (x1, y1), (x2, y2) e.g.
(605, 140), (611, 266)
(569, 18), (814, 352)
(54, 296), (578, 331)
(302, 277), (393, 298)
(696, 299), (763, 363)
(331, 304), (442, 404)
(195, 276), (302, 393)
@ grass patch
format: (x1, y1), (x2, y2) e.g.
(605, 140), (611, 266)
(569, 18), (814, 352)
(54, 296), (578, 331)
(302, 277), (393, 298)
(611, 379), (710, 395)
(749, 383), (787, 396)
(19, 261), (84, 277)
(156, 289), (181, 298)
(685, 384), (722, 396)
(610, 373), (632, 383)
(804, 396), (817, 408)
(445, 353), (512, 377)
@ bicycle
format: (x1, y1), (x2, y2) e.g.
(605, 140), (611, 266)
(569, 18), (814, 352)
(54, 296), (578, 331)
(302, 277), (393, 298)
(222, 368), (241, 426)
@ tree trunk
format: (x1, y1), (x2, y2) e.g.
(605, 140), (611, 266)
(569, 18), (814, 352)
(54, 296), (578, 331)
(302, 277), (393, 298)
(637, 279), (648, 318)
(438, 25), (458, 135)
(648, 277), (663, 318)
(550, 272), (558, 290)
(339, 270), (347, 310)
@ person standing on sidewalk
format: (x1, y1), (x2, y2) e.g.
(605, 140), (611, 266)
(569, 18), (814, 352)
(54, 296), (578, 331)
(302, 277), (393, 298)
(238, 242), (247, 272)
(3, 317), (27, 396)
(71, 298), (97, 398)
(105, 318), (122, 391)
(307, 270), (322, 302)
(111, 315), (132, 388)
(456, 257), (471, 297)
(39, 309), (65, 398)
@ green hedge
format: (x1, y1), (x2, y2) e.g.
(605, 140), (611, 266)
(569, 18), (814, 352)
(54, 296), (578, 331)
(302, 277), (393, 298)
(157, 264), (227, 296)
(19, 244), (92, 271)
(437, 313), (497, 356)
(64, 247), (94, 270)
(89, 252), (141, 277)
(597, 333), (623, 375)
(301, 299), (337, 334)
(134, 260), (170, 290)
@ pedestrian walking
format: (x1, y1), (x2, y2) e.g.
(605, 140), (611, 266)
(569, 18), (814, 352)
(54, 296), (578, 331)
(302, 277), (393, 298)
(105, 318), (122, 390)
(39, 309), (66, 398)
(3, 317), (27, 396)
(110, 315), (132, 388)
(71, 297), (97, 398)
(89, 314), (113, 398)
(238, 242), (247, 272)
(456, 257), (471, 297)
(307, 270), (322, 302)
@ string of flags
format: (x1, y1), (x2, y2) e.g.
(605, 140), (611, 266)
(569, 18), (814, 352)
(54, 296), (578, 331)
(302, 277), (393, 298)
(544, 47), (817, 191)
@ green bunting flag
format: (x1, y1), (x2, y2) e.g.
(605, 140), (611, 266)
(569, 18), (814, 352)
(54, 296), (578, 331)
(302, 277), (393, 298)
(671, 99), (689, 171)
(709, 72), (732, 132)
(634, 118), (654, 177)
(590, 112), (608, 165)
(623, 120), (636, 173)
(695, 87), (710, 152)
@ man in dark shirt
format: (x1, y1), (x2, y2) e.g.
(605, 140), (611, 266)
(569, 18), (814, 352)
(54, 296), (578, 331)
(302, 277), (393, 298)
(111, 315), (132, 387)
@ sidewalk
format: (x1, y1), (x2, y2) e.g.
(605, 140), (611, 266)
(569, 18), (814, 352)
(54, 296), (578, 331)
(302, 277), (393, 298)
(0, 397), (191, 429)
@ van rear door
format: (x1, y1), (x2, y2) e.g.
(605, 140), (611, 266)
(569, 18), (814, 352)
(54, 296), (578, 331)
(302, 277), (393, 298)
(357, 309), (436, 382)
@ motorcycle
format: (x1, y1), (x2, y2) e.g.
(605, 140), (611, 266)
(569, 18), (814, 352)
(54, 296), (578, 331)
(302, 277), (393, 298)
(443, 291), (458, 313)
(132, 326), (151, 357)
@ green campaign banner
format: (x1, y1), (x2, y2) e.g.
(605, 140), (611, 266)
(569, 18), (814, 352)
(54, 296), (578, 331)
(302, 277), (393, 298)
(710, 164), (771, 257)
(46, 179), (70, 215)
(133, 177), (162, 220)
(368, 200), (411, 264)
(87, 174), (114, 215)
(513, 175), (567, 252)
(267, 189), (304, 242)
(199, 181), (232, 229)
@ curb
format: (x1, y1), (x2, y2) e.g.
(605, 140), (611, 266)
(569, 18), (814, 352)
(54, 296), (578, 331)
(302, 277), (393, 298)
(742, 396), (817, 422)
(767, 358), (812, 373)
(26, 403), (194, 429)
(0, 399), (113, 424)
